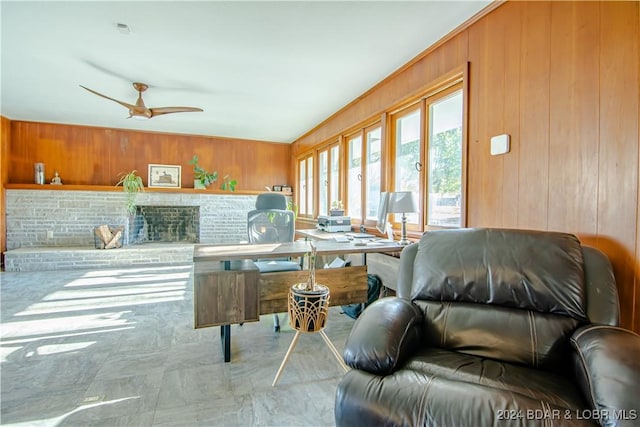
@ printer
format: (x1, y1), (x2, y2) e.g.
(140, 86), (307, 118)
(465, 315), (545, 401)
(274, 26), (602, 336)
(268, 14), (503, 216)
(317, 215), (351, 232)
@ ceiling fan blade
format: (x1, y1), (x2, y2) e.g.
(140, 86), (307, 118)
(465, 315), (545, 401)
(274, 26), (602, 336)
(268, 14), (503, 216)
(82, 60), (136, 85)
(80, 85), (136, 111)
(149, 106), (204, 117)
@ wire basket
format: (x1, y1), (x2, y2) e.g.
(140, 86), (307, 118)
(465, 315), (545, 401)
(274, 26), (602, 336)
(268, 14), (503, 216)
(288, 283), (330, 333)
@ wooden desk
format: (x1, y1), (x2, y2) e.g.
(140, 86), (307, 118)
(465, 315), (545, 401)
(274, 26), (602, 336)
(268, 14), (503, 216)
(193, 239), (402, 261)
(193, 240), (401, 362)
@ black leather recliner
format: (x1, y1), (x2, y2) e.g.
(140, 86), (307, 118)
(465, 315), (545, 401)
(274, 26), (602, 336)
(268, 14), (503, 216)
(335, 228), (640, 427)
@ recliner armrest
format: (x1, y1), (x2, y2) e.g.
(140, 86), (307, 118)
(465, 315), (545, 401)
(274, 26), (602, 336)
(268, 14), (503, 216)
(570, 325), (640, 426)
(342, 297), (423, 375)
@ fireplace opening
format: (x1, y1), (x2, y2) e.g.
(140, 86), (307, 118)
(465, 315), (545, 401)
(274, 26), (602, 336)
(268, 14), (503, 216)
(130, 205), (200, 244)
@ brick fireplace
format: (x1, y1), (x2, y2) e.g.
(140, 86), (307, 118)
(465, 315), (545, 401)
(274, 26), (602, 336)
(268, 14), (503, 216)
(5, 189), (256, 249)
(131, 205), (200, 244)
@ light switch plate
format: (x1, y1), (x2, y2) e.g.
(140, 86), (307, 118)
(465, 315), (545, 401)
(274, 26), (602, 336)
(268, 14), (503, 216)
(490, 134), (510, 155)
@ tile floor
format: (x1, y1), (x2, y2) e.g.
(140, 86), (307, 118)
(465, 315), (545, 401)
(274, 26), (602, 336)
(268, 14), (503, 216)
(0, 265), (357, 426)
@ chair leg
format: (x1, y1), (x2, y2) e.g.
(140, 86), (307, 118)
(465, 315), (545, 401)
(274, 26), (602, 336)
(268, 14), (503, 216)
(273, 313), (280, 332)
(272, 331), (301, 387)
(319, 330), (348, 372)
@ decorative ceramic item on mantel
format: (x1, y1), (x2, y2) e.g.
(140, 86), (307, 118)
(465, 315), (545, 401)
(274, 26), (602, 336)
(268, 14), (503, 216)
(34, 162), (45, 185)
(50, 171), (62, 185)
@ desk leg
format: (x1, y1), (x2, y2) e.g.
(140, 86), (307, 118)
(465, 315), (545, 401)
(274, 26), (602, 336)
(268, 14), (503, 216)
(220, 324), (231, 362)
(220, 260), (232, 362)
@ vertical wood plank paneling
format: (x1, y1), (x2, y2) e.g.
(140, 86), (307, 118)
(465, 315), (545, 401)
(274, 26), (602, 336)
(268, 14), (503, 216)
(597, 1), (639, 330)
(636, 0), (640, 334)
(9, 122), (35, 183)
(293, 33), (471, 151)
(548, 2), (600, 235)
(0, 116), (10, 264)
(467, 6), (510, 227)
(466, 15), (491, 226)
(8, 122), (290, 191)
(86, 128), (112, 184)
(484, 5), (508, 226)
(501, 2), (521, 227)
(517, 1), (551, 230)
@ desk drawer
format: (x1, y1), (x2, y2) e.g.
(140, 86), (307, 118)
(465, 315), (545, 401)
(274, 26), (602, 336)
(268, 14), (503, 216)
(259, 265), (368, 314)
(193, 260), (260, 328)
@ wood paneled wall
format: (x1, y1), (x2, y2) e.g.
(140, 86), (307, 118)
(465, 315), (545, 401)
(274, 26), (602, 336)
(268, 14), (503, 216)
(7, 121), (291, 190)
(1, 116), (10, 268)
(292, 1), (640, 333)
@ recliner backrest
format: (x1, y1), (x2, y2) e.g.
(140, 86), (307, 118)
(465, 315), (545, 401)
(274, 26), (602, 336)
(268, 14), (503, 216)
(398, 228), (618, 371)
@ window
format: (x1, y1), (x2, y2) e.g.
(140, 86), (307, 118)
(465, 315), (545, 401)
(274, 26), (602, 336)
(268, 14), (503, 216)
(365, 126), (382, 221)
(330, 145), (340, 210)
(298, 154), (314, 217)
(346, 134), (362, 220)
(317, 142), (340, 217)
(426, 90), (463, 227)
(389, 81), (465, 232)
(318, 150), (328, 216)
(392, 106), (421, 224)
(345, 123), (382, 224)
(295, 67), (466, 233)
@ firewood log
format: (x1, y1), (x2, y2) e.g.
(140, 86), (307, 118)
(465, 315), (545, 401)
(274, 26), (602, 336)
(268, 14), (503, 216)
(105, 230), (123, 249)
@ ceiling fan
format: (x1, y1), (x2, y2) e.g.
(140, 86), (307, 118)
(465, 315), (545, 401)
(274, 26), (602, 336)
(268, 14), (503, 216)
(80, 82), (203, 119)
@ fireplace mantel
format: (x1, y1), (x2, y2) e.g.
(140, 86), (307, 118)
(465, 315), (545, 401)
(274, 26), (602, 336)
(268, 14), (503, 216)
(4, 183), (266, 195)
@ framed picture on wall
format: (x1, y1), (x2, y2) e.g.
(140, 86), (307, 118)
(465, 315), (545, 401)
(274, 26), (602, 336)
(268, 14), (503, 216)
(148, 164), (181, 188)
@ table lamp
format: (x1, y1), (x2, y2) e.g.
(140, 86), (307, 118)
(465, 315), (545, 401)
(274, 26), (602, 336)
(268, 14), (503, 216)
(389, 191), (417, 245)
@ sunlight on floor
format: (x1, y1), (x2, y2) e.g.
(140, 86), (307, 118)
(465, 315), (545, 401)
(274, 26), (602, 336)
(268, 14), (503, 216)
(20, 285), (187, 315)
(1, 265), (193, 363)
(6, 396), (142, 427)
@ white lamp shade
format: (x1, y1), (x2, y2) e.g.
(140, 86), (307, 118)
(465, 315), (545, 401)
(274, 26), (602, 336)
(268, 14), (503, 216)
(389, 191), (417, 213)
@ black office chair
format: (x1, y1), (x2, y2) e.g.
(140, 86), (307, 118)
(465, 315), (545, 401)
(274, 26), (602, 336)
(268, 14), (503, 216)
(247, 193), (301, 331)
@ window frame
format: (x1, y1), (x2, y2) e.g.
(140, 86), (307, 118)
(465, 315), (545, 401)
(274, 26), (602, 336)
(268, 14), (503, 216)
(294, 64), (468, 235)
(386, 66), (468, 233)
(423, 84), (466, 229)
(343, 121), (383, 226)
(296, 152), (314, 219)
(389, 102), (425, 232)
(316, 140), (341, 217)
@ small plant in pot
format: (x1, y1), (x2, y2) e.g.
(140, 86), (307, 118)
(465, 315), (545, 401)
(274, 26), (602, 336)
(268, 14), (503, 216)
(289, 242), (330, 332)
(115, 170), (144, 215)
(112, 170), (144, 247)
(221, 174), (238, 192)
(189, 155), (237, 191)
(189, 155), (218, 189)
(330, 200), (344, 216)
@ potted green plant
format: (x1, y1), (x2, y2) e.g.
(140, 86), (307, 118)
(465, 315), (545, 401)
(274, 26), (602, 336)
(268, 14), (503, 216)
(221, 174), (238, 192)
(330, 200), (344, 216)
(115, 170), (144, 215)
(287, 200), (299, 220)
(189, 155), (218, 189)
(111, 170), (144, 247)
(189, 155), (237, 191)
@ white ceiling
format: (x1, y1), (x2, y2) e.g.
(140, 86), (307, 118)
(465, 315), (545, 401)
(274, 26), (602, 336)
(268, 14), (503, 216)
(1, 1), (491, 143)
